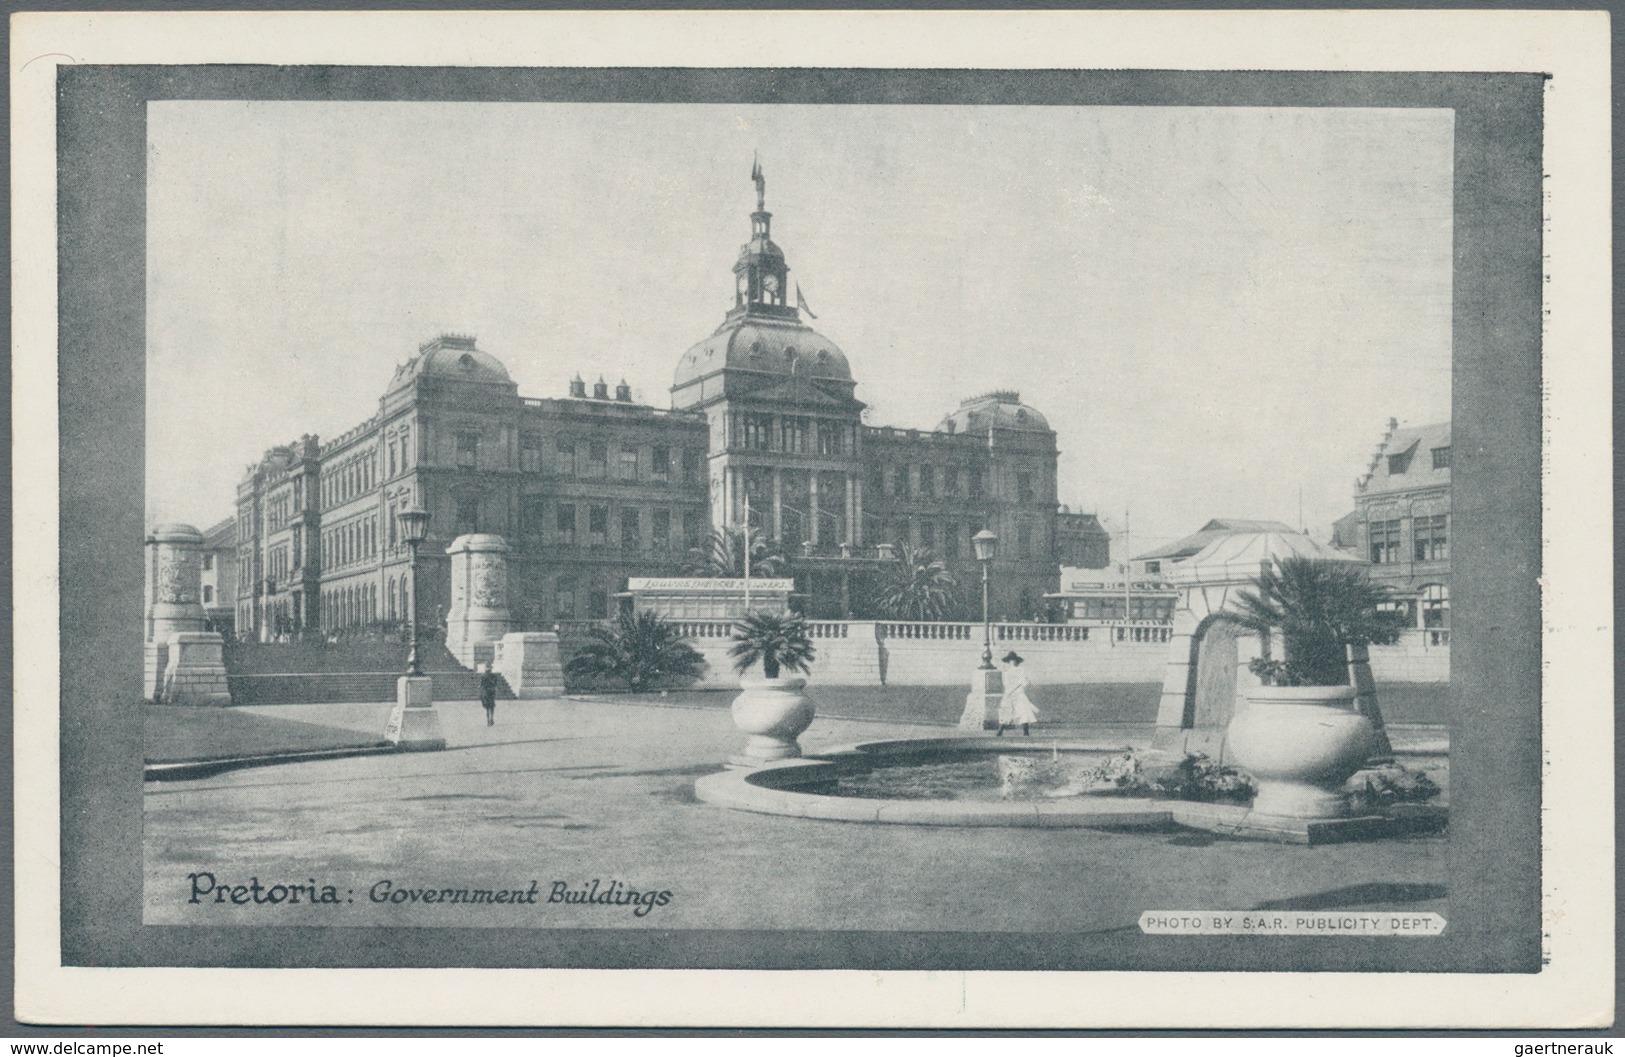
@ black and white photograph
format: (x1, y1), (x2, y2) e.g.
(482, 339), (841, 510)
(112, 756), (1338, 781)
(13, 9), (1612, 1030)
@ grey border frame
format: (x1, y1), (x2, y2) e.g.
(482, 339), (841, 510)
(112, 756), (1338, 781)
(58, 66), (1542, 972)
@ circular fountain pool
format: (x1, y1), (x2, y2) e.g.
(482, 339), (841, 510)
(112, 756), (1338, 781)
(693, 736), (1449, 842)
(694, 737), (1179, 829)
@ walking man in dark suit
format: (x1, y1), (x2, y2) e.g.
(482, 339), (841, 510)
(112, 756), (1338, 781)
(480, 664), (499, 726)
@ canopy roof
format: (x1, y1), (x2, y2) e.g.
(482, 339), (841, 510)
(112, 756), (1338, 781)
(1170, 529), (1363, 585)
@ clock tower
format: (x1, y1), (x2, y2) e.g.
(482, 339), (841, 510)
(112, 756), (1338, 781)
(672, 159), (867, 559)
(731, 157), (792, 316)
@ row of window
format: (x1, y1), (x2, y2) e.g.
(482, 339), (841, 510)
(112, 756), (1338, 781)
(264, 493), (293, 532)
(322, 579), (387, 633)
(1378, 585), (1450, 629)
(505, 497), (707, 552)
(323, 516), (379, 570)
(321, 429), (414, 511)
(524, 437), (704, 483)
(868, 464), (992, 503)
(324, 451), (378, 510)
(1068, 597), (1178, 622)
(734, 413), (852, 456)
(1369, 514), (1449, 565)
(865, 519), (1046, 561)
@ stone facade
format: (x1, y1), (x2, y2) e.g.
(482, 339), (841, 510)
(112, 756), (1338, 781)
(231, 166), (1077, 636)
(1339, 419), (1452, 634)
(198, 516), (237, 638)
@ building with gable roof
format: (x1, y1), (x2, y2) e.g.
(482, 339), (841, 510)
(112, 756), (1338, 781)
(229, 163), (1077, 640)
(1338, 419), (1452, 635)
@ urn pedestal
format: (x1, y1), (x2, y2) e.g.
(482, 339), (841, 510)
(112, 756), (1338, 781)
(728, 674), (814, 768)
(1226, 685), (1378, 819)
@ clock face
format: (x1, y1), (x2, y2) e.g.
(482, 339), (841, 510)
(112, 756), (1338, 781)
(763, 274), (780, 294)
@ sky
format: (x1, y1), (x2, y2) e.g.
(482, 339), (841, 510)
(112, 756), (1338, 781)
(147, 101), (1453, 554)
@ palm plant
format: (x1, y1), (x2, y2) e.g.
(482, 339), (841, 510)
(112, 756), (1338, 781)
(870, 544), (960, 621)
(563, 611), (705, 691)
(1227, 556), (1402, 687)
(729, 611), (817, 679)
(682, 525), (788, 579)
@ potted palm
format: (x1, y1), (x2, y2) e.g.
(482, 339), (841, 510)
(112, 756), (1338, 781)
(1223, 556), (1402, 818)
(726, 611), (818, 765)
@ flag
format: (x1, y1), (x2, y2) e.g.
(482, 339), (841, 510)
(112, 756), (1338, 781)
(796, 282), (817, 319)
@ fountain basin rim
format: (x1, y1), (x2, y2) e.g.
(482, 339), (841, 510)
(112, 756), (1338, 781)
(695, 736), (1175, 829)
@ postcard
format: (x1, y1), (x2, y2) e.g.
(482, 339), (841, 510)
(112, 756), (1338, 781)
(11, 9), (1612, 1028)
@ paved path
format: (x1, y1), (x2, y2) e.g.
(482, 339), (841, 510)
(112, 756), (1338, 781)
(144, 695), (1448, 938)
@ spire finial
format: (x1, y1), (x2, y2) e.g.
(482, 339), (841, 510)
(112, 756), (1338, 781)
(751, 152), (765, 212)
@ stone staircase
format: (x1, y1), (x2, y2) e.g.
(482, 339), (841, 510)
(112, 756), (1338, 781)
(224, 641), (514, 706)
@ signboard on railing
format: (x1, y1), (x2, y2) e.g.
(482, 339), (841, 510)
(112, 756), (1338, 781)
(627, 578), (794, 593)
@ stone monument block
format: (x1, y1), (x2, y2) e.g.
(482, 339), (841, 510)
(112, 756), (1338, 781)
(161, 631), (231, 706)
(494, 632), (565, 699)
(444, 533), (512, 669)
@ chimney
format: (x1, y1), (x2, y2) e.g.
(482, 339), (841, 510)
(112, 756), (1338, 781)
(592, 376), (609, 400)
(615, 379), (633, 403)
(568, 374), (586, 399)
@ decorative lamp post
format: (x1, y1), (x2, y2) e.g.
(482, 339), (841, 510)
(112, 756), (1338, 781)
(397, 506), (431, 676)
(385, 505), (445, 752)
(972, 529), (999, 669)
(959, 528), (1003, 731)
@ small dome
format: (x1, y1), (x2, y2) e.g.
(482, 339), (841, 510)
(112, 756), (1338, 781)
(674, 317), (851, 389)
(938, 390), (1051, 433)
(387, 336), (511, 393)
(148, 522), (203, 542)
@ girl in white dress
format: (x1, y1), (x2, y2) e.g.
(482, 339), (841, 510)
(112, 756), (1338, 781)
(996, 651), (1039, 736)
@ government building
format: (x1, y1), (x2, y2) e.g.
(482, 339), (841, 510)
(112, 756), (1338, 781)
(232, 168), (1101, 640)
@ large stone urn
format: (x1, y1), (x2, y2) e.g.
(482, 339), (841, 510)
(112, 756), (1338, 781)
(729, 674), (815, 768)
(1226, 685), (1379, 819)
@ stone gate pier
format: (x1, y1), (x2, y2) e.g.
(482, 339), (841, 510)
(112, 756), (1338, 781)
(143, 523), (230, 705)
(444, 533), (513, 670)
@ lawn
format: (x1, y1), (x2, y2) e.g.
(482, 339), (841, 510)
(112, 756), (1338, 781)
(144, 704), (389, 764)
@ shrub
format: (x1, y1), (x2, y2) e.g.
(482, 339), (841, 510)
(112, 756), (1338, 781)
(563, 611), (705, 692)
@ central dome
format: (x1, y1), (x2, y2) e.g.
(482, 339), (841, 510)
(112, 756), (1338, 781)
(675, 316), (851, 390)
